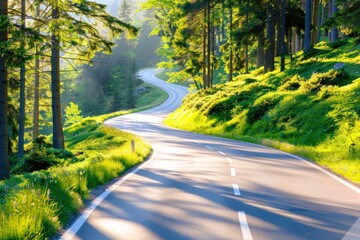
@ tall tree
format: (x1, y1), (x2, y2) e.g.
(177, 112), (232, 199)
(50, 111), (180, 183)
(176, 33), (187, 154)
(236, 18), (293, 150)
(18, 0), (26, 157)
(280, 0), (286, 71)
(33, 4), (40, 141)
(229, 4), (233, 81)
(264, 1), (276, 72)
(51, 0), (64, 149)
(330, 0), (338, 42)
(0, 0), (10, 179)
(304, 0), (312, 53)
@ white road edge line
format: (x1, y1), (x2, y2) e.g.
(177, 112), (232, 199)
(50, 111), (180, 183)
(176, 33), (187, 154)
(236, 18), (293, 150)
(234, 140), (360, 195)
(238, 211), (253, 240)
(342, 217), (360, 240)
(231, 168), (236, 176)
(226, 157), (232, 164)
(205, 145), (213, 150)
(232, 184), (241, 196)
(218, 151), (226, 156)
(274, 149), (360, 195)
(60, 149), (158, 240)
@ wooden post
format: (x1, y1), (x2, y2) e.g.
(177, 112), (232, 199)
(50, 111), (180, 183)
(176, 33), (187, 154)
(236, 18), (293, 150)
(131, 139), (135, 152)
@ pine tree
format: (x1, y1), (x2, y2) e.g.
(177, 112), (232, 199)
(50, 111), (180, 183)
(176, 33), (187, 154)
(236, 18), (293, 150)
(0, 0), (10, 179)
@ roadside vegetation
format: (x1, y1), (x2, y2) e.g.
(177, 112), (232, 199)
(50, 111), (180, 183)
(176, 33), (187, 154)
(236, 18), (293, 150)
(0, 82), (167, 239)
(166, 39), (360, 183)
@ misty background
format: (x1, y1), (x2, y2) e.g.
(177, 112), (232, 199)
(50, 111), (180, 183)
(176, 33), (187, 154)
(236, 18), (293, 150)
(61, 0), (162, 117)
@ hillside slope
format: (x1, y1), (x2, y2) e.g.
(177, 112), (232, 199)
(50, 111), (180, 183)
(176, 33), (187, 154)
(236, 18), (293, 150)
(166, 39), (360, 183)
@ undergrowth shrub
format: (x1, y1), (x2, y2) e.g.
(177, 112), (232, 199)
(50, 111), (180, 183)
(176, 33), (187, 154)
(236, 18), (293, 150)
(300, 69), (349, 92)
(11, 138), (78, 175)
(279, 74), (305, 91)
(247, 94), (281, 124)
(315, 85), (339, 101)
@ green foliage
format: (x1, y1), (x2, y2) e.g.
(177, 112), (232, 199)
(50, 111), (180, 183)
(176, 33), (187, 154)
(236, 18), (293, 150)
(327, 101), (359, 149)
(247, 94), (281, 124)
(299, 69), (349, 92)
(279, 75), (304, 91)
(64, 102), (83, 126)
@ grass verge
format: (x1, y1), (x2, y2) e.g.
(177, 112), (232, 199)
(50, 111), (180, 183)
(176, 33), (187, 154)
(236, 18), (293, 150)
(0, 81), (167, 239)
(165, 39), (360, 184)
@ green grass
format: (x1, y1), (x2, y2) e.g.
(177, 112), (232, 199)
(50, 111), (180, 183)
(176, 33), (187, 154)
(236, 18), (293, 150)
(0, 83), (168, 239)
(0, 119), (151, 239)
(166, 38), (360, 184)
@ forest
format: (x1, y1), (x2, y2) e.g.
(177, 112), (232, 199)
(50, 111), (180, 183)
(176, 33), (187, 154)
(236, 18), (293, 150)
(0, 0), (161, 180)
(0, 0), (359, 238)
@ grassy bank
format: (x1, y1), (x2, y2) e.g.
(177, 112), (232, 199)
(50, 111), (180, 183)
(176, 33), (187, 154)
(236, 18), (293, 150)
(0, 82), (167, 239)
(165, 39), (360, 184)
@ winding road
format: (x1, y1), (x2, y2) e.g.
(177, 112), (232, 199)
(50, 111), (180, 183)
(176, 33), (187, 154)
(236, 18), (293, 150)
(62, 68), (360, 240)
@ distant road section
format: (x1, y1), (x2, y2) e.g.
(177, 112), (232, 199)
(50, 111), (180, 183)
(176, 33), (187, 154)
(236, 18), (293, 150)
(62, 68), (360, 240)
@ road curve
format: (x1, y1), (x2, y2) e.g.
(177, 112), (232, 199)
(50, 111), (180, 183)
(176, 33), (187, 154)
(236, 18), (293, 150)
(62, 68), (360, 240)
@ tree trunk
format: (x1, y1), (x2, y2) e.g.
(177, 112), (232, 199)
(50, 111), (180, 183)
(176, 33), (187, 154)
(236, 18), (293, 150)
(330, 0), (338, 42)
(51, 2), (65, 149)
(304, 0), (312, 53)
(221, 0), (226, 43)
(33, 4), (40, 140)
(311, 0), (319, 45)
(207, 1), (211, 88)
(245, 0), (249, 73)
(0, 0), (10, 179)
(328, 0), (332, 42)
(202, 8), (207, 88)
(229, 6), (233, 81)
(280, 0), (286, 71)
(275, 0), (281, 56)
(33, 48), (40, 140)
(211, 25), (215, 87)
(264, 1), (275, 73)
(257, 28), (265, 68)
(18, 0), (26, 158)
(288, 29), (293, 61)
(318, 2), (324, 41)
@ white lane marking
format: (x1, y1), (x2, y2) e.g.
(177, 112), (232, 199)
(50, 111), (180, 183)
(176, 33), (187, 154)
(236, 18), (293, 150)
(205, 145), (213, 150)
(282, 151), (360, 194)
(60, 149), (158, 240)
(249, 143), (360, 195)
(231, 168), (236, 176)
(226, 157), (232, 164)
(238, 212), (253, 240)
(232, 184), (241, 196)
(342, 217), (360, 240)
(218, 151), (226, 156)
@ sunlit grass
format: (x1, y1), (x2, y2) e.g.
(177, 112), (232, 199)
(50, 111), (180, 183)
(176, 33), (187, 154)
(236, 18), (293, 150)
(166, 38), (360, 184)
(0, 119), (152, 239)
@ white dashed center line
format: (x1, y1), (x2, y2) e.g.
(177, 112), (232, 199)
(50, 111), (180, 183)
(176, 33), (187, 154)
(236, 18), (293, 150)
(231, 168), (236, 176)
(218, 151), (226, 156)
(238, 211), (253, 240)
(232, 184), (241, 196)
(205, 145), (213, 150)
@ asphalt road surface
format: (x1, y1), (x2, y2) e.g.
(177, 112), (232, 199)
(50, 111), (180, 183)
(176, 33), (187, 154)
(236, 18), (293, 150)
(62, 68), (360, 240)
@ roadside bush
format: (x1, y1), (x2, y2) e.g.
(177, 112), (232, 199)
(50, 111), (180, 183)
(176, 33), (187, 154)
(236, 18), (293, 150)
(11, 148), (77, 174)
